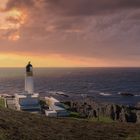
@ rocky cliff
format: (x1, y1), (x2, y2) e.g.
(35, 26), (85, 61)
(68, 98), (140, 123)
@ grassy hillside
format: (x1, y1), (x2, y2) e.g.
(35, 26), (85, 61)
(0, 98), (5, 108)
(0, 108), (139, 140)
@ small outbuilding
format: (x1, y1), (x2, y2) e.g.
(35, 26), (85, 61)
(45, 97), (69, 117)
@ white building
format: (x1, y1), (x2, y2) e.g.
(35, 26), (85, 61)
(45, 97), (69, 117)
(15, 62), (40, 113)
(15, 92), (40, 112)
(45, 110), (57, 117)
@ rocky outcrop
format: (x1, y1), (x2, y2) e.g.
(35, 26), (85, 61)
(68, 98), (140, 123)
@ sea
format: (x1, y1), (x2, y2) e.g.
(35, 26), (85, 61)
(0, 67), (140, 106)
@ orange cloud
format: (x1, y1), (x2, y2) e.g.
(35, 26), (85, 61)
(0, 1), (27, 41)
(0, 0), (8, 10)
(7, 8), (27, 25)
(8, 32), (20, 41)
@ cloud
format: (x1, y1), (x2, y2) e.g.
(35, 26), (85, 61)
(5, 0), (140, 16)
(45, 0), (140, 16)
(5, 0), (35, 10)
(0, 0), (140, 66)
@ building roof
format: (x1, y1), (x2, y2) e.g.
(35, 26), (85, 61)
(45, 97), (60, 103)
(45, 110), (57, 113)
(20, 105), (40, 109)
(50, 105), (65, 111)
(15, 93), (39, 98)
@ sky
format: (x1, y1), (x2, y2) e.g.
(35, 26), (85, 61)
(0, 0), (140, 67)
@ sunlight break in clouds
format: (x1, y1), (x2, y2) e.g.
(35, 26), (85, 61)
(0, 0), (27, 41)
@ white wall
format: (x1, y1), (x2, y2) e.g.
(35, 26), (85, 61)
(25, 76), (34, 94)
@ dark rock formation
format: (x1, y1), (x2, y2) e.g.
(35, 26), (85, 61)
(68, 98), (140, 123)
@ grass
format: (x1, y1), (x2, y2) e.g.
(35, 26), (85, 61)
(0, 108), (139, 139)
(69, 112), (115, 123)
(61, 103), (70, 110)
(69, 112), (81, 118)
(89, 116), (115, 123)
(0, 98), (5, 108)
(126, 135), (140, 140)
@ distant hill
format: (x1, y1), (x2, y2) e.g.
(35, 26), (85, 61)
(0, 108), (139, 140)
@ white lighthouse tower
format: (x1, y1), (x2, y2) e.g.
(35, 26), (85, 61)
(14, 62), (40, 113)
(25, 62), (34, 94)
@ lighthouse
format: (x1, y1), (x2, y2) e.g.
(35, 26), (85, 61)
(14, 62), (40, 113)
(25, 62), (34, 94)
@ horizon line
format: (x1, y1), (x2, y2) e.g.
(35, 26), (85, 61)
(0, 66), (140, 68)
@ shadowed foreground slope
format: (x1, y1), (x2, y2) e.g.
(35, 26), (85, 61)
(0, 108), (139, 140)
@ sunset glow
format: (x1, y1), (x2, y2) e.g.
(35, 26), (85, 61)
(7, 9), (27, 24)
(0, 0), (140, 67)
(0, 1), (27, 41)
(0, 53), (108, 67)
(0, 0), (8, 9)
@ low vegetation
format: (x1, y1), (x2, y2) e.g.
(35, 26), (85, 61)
(69, 112), (81, 119)
(89, 116), (114, 123)
(0, 108), (139, 140)
(0, 98), (5, 108)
